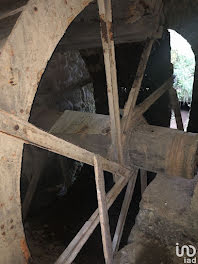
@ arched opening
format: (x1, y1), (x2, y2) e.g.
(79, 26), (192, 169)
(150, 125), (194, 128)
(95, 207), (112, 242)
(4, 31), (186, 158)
(169, 29), (195, 131)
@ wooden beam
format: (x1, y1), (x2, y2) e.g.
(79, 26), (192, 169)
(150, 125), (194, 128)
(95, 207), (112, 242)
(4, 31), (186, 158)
(55, 176), (129, 264)
(112, 168), (138, 253)
(136, 78), (172, 115)
(50, 110), (111, 156)
(122, 39), (154, 133)
(110, 40), (154, 252)
(97, 0), (123, 163)
(94, 155), (113, 264)
(0, 109), (130, 177)
(169, 88), (184, 131)
(0, 6), (25, 21)
(125, 78), (172, 130)
(123, 40), (154, 119)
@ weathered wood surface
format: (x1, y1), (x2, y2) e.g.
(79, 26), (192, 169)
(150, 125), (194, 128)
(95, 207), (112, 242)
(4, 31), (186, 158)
(94, 155), (113, 264)
(123, 78), (172, 133)
(50, 110), (110, 136)
(45, 110), (198, 179)
(169, 88), (184, 131)
(59, 0), (163, 49)
(127, 124), (198, 179)
(0, 0), (164, 49)
(0, 1), (98, 262)
(55, 175), (129, 264)
(112, 168), (138, 253)
(0, 109), (131, 178)
(122, 39), (154, 131)
(97, 0), (123, 163)
(50, 110), (111, 156)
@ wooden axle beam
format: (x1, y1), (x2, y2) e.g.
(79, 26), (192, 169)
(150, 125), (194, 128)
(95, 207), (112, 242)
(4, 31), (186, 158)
(49, 108), (197, 179)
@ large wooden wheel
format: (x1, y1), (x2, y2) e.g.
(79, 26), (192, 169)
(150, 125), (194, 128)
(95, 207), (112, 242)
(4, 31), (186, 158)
(0, 0), (195, 264)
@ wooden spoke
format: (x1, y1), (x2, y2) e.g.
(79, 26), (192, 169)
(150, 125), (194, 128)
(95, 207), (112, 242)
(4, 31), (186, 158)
(122, 39), (154, 123)
(55, 176), (129, 264)
(112, 168), (138, 253)
(0, 109), (130, 177)
(97, 0), (123, 163)
(23, 110), (110, 220)
(94, 155), (113, 264)
(124, 78), (172, 131)
(169, 88), (184, 131)
(140, 169), (147, 195)
(135, 77), (172, 115)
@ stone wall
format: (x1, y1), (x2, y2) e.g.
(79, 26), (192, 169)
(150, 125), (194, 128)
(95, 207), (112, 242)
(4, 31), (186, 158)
(115, 174), (198, 264)
(21, 48), (95, 213)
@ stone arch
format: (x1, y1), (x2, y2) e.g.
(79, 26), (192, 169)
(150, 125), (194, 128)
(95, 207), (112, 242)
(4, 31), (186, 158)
(0, 0), (93, 263)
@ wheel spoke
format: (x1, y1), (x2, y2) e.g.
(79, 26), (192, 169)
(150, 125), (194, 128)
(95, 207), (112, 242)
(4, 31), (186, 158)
(94, 155), (113, 264)
(55, 176), (129, 264)
(112, 168), (138, 253)
(123, 77), (172, 134)
(97, 0), (123, 162)
(122, 39), (154, 123)
(0, 108), (130, 177)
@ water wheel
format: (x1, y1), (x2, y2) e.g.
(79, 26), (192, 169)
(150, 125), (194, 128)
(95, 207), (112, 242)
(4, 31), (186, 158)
(0, 0), (197, 263)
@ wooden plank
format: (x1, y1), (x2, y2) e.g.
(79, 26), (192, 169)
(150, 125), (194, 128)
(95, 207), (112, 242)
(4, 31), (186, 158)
(0, 109), (131, 178)
(94, 155), (113, 264)
(126, 78), (172, 129)
(140, 169), (147, 195)
(169, 88), (184, 131)
(97, 0), (123, 163)
(112, 168), (138, 253)
(55, 176), (129, 264)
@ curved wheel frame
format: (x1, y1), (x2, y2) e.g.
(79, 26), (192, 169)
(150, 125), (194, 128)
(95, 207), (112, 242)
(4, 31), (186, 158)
(0, 0), (182, 263)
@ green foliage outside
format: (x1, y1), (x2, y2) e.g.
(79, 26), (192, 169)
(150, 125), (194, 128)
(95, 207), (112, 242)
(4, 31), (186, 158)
(171, 49), (195, 104)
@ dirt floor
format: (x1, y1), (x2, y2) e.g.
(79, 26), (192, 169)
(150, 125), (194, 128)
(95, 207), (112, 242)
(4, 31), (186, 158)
(24, 165), (142, 264)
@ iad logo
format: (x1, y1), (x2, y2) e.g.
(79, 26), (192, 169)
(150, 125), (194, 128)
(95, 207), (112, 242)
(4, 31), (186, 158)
(176, 243), (197, 263)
